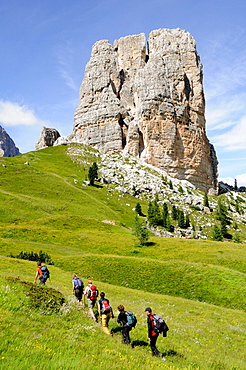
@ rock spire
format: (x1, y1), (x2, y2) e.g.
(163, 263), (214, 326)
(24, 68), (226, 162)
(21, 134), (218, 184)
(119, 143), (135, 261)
(73, 28), (218, 194)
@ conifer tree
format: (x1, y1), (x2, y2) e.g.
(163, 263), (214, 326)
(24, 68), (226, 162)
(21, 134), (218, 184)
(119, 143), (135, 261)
(172, 205), (178, 220)
(166, 215), (174, 232)
(178, 209), (186, 228)
(133, 215), (149, 246)
(88, 162), (98, 186)
(135, 202), (143, 216)
(178, 185), (184, 194)
(147, 202), (155, 227)
(153, 195), (161, 226)
(185, 214), (190, 228)
(162, 203), (168, 227)
(212, 225), (223, 241)
(204, 192), (209, 208)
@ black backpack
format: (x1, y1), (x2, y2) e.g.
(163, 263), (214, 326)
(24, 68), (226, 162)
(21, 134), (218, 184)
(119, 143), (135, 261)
(153, 314), (169, 336)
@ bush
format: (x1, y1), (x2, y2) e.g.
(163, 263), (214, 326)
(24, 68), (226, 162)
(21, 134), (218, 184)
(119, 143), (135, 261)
(8, 250), (54, 265)
(6, 277), (65, 312)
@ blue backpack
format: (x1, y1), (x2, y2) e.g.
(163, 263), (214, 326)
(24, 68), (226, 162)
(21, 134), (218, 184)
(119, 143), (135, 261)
(74, 278), (84, 290)
(40, 265), (50, 280)
(126, 311), (137, 327)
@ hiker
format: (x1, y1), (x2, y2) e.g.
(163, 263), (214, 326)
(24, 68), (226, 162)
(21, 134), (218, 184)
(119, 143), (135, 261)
(145, 307), (168, 357)
(72, 273), (84, 306)
(84, 280), (98, 321)
(97, 292), (114, 335)
(111, 305), (137, 344)
(34, 261), (50, 285)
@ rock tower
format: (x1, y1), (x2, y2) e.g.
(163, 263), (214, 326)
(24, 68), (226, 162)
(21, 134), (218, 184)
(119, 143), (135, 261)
(73, 28), (218, 194)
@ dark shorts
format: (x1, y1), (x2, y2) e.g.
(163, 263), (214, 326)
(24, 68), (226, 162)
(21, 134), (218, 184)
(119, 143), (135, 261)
(39, 277), (47, 285)
(75, 288), (83, 301)
(88, 299), (96, 309)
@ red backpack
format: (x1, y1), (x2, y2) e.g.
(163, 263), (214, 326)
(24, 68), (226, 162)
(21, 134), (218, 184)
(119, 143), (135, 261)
(88, 285), (98, 300)
(101, 299), (112, 314)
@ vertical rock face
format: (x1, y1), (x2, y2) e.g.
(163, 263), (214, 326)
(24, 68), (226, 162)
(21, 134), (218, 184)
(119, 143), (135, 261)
(35, 127), (61, 150)
(74, 28), (218, 194)
(0, 126), (20, 157)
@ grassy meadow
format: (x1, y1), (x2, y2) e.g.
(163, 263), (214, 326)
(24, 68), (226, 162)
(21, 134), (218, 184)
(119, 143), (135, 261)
(0, 143), (246, 369)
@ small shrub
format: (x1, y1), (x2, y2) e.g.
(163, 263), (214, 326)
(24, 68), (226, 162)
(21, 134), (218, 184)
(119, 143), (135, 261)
(8, 250), (54, 265)
(6, 277), (65, 312)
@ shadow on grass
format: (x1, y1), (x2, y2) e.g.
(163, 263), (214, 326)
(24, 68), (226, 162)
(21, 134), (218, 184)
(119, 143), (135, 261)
(131, 340), (149, 348)
(91, 184), (103, 189)
(135, 242), (156, 248)
(162, 349), (183, 358)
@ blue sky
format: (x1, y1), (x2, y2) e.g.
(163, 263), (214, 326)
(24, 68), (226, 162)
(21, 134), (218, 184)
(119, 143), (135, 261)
(1, 0), (246, 186)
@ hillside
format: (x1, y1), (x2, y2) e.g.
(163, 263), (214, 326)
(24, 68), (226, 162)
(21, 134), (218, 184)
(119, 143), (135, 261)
(0, 143), (246, 370)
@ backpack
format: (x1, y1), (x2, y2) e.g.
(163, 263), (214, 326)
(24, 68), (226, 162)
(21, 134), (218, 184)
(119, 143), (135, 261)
(101, 299), (112, 314)
(126, 311), (137, 327)
(40, 265), (50, 280)
(153, 314), (169, 336)
(74, 278), (84, 290)
(87, 285), (98, 300)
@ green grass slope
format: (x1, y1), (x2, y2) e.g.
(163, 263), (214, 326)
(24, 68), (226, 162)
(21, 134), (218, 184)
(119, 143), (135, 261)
(1, 259), (246, 370)
(0, 144), (246, 369)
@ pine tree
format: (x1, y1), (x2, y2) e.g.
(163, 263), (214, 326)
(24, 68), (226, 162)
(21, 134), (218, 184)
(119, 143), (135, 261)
(178, 185), (184, 194)
(88, 162), (98, 186)
(216, 199), (231, 231)
(203, 192), (209, 208)
(135, 202), (143, 216)
(185, 214), (190, 228)
(133, 215), (149, 246)
(212, 225), (223, 241)
(178, 209), (186, 228)
(153, 195), (161, 226)
(172, 205), (178, 220)
(166, 215), (174, 232)
(220, 219), (228, 237)
(147, 202), (155, 227)
(162, 203), (168, 227)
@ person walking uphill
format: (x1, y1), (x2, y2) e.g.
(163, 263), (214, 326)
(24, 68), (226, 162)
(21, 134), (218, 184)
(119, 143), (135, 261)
(34, 261), (50, 285)
(84, 281), (98, 321)
(111, 305), (137, 344)
(145, 307), (160, 357)
(72, 273), (84, 306)
(97, 292), (114, 335)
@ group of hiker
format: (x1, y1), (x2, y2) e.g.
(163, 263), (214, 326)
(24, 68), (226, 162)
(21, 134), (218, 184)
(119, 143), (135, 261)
(33, 263), (168, 357)
(72, 274), (169, 357)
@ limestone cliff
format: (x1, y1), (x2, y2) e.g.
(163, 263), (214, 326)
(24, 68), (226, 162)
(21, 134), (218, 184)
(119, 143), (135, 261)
(0, 125), (20, 157)
(73, 28), (218, 194)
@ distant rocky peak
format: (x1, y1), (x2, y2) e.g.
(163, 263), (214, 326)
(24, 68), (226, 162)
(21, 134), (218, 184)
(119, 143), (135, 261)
(0, 125), (21, 157)
(35, 127), (61, 150)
